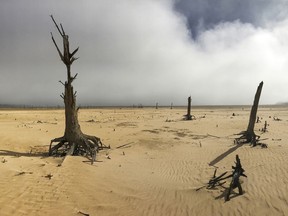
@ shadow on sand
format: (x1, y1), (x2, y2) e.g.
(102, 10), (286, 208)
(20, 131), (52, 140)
(209, 143), (244, 166)
(215, 186), (245, 202)
(0, 149), (47, 158)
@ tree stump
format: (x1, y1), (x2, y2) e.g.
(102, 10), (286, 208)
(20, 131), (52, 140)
(225, 155), (247, 201)
(235, 81), (263, 146)
(48, 16), (109, 164)
(184, 96), (195, 120)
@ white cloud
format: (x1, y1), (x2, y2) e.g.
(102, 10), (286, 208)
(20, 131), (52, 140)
(0, 0), (288, 105)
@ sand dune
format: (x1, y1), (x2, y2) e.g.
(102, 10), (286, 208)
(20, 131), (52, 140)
(0, 106), (288, 215)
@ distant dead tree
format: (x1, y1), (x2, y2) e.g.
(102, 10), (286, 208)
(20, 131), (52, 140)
(235, 81), (264, 146)
(184, 96), (195, 120)
(48, 15), (109, 164)
(261, 121), (268, 133)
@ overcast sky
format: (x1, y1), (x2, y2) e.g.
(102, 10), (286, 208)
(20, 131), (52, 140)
(0, 0), (288, 106)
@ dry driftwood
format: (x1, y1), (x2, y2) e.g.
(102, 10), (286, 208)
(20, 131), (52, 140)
(225, 155), (247, 201)
(197, 155), (247, 202)
(196, 168), (228, 191)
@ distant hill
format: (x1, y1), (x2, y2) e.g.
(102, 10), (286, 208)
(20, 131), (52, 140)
(275, 102), (288, 106)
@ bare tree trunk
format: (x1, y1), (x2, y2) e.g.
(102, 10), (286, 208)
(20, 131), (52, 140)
(246, 81), (263, 137)
(235, 81), (263, 146)
(48, 15), (109, 163)
(184, 96), (192, 120)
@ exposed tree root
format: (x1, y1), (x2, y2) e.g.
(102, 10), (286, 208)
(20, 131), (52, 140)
(234, 131), (268, 148)
(49, 135), (110, 164)
(234, 130), (259, 146)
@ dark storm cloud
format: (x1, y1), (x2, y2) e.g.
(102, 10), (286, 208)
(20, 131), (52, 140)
(174, 0), (288, 38)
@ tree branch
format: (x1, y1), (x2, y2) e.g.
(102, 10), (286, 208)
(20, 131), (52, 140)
(70, 57), (79, 64)
(50, 15), (64, 37)
(60, 23), (66, 36)
(70, 47), (79, 58)
(71, 73), (78, 82)
(51, 32), (64, 61)
(59, 80), (65, 86)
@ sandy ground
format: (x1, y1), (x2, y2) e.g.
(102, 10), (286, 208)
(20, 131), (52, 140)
(0, 106), (288, 216)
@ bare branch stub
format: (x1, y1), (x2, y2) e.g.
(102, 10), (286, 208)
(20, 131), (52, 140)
(70, 47), (79, 58)
(59, 80), (65, 86)
(71, 73), (78, 82)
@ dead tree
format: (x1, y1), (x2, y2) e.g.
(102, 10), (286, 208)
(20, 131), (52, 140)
(184, 96), (195, 120)
(187, 96), (191, 119)
(235, 81), (263, 146)
(261, 121), (268, 133)
(48, 15), (109, 164)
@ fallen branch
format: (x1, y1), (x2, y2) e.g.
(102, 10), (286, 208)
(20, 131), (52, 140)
(195, 168), (228, 191)
(272, 138), (282, 141)
(116, 142), (134, 149)
(15, 171), (33, 176)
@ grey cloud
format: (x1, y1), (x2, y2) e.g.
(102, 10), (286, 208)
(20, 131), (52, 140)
(0, 0), (288, 106)
(174, 0), (288, 38)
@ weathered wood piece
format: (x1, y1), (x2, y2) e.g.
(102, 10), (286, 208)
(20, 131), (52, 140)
(235, 81), (263, 146)
(49, 15), (109, 164)
(195, 168), (228, 191)
(197, 155), (247, 202)
(225, 155), (247, 201)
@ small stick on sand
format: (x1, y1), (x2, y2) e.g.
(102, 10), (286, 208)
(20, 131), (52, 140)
(78, 211), (89, 216)
(116, 142), (134, 149)
(15, 171), (33, 176)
